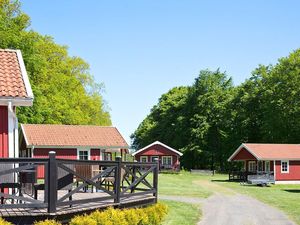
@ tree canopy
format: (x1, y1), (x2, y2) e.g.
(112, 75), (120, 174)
(132, 50), (300, 170)
(0, 0), (111, 125)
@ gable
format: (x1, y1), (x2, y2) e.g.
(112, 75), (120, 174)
(230, 147), (257, 161)
(135, 144), (180, 156)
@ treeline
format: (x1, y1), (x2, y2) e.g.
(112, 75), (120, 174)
(131, 49), (300, 171)
(0, 0), (111, 125)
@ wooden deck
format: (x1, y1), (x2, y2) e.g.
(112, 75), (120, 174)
(0, 154), (159, 224)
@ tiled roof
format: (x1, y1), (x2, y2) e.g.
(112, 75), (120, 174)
(229, 143), (300, 160)
(0, 49), (28, 98)
(21, 124), (129, 148)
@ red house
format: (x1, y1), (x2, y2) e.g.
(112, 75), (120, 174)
(20, 124), (129, 178)
(228, 143), (300, 184)
(132, 141), (183, 171)
(0, 49), (34, 158)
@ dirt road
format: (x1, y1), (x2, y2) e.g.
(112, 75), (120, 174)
(199, 193), (295, 225)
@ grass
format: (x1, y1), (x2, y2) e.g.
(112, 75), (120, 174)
(160, 200), (201, 225)
(157, 171), (212, 198)
(158, 172), (300, 224)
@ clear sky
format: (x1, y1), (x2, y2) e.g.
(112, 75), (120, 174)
(21, 1), (300, 145)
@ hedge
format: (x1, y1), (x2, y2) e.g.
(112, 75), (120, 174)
(0, 203), (168, 225)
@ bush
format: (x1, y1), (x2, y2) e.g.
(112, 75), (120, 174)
(69, 203), (168, 225)
(0, 218), (12, 225)
(34, 220), (62, 225)
(69, 216), (97, 225)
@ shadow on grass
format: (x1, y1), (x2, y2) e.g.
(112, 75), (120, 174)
(211, 179), (237, 183)
(283, 189), (300, 193)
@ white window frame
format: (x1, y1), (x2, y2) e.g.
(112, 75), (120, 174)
(162, 156), (172, 165)
(150, 156), (159, 162)
(248, 161), (256, 172)
(77, 148), (90, 160)
(281, 160), (289, 173)
(140, 156), (148, 162)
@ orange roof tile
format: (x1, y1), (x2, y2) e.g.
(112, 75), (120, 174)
(21, 124), (129, 148)
(229, 143), (300, 160)
(0, 49), (28, 98)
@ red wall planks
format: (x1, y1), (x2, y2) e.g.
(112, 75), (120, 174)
(0, 106), (8, 158)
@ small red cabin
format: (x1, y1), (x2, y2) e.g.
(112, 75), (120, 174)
(132, 141), (182, 171)
(228, 143), (300, 184)
(20, 124), (129, 178)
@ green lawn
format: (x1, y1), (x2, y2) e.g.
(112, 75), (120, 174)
(161, 200), (201, 225)
(157, 171), (212, 198)
(157, 172), (300, 224)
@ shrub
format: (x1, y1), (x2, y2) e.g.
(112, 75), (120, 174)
(69, 216), (97, 225)
(0, 218), (12, 225)
(34, 220), (62, 225)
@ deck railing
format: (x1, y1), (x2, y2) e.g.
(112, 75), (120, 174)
(0, 152), (159, 213)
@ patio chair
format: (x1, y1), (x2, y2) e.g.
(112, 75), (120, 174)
(100, 167), (126, 191)
(34, 164), (74, 201)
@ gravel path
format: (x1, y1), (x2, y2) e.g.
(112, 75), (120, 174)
(199, 193), (295, 225)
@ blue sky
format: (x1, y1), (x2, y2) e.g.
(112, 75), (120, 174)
(21, 1), (300, 144)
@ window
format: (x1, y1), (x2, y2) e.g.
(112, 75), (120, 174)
(281, 160), (289, 173)
(265, 161), (270, 172)
(248, 161), (256, 172)
(162, 156), (172, 165)
(78, 150), (89, 160)
(151, 156), (159, 162)
(140, 156), (148, 162)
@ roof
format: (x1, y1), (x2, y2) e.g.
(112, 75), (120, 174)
(21, 124), (129, 148)
(0, 49), (33, 105)
(132, 141), (183, 156)
(228, 143), (300, 161)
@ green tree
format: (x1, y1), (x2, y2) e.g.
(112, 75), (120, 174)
(0, 0), (111, 125)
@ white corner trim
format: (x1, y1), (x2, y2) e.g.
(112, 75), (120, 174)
(7, 102), (15, 158)
(20, 124), (29, 146)
(16, 50), (34, 99)
(273, 160), (276, 180)
(132, 141), (183, 156)
(228, 143), (260, 161)
(275, 180), (300, 184)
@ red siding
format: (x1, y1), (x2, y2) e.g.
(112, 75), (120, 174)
(231, 148), (256, 161)
(275, 160), (300, 181)
(91, 149), (101, 160)
(0, 106), (8, 158)
(34, 148), (77, 178)
(135, 144), (181, 170)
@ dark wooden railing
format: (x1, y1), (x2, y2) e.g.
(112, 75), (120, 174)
(0, 152), (159, 213)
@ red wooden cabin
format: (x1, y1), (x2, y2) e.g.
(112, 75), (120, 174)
(228, 143), (300, 184)
(20, 124), (129, 178)
(132, 141), (182, 171)
(0, 49), (33, 159)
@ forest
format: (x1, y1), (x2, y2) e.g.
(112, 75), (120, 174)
(132, 50), (300, 171)
(0, 0), (111, 126)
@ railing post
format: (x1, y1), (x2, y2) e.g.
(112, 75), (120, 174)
(114, 156), (121, 204)
(131, 165), (136, 193)
(48, 151), (57, 213)
(153, 158), (159, 203)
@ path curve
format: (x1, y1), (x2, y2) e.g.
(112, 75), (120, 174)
(199, 193), (295, 225)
